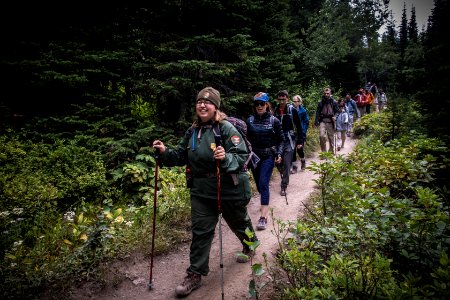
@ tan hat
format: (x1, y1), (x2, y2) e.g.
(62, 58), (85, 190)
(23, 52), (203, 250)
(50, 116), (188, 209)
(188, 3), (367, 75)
(197, 87), (221, 108)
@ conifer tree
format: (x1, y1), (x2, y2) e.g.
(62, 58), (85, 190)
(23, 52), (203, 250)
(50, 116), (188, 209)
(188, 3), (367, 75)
(408, 6), (419, 42)
(382, 11), (398, 47)
(399, 2), (408, 58)
(419, 0), (450, 140)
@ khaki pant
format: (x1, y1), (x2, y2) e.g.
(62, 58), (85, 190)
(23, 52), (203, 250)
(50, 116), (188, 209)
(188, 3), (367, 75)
(319, 121), (335, 153)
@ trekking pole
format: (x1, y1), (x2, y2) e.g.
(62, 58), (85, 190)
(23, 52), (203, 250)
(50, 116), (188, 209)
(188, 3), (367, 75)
(148, 148), (159, 290)
(332, 117), (337, 155)
(213, 139), (225, 300)
(334, 132), (337, 155)
(216, 158), (225, 300)
(276, 163), (288, 205)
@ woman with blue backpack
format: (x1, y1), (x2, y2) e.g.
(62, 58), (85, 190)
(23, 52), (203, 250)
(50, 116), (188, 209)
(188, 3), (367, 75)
(246, 92), (284, 230)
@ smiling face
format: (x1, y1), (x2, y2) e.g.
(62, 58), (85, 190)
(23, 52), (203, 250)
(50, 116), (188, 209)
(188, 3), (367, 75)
(196, 99), (216, 122)
(253, 101), (267, 115)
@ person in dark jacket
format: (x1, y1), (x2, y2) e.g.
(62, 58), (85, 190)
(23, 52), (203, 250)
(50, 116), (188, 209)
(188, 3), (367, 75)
(344, 92), (360, 137)
(314, 87), (339, 155)
(152, 87), (257, 297)
(246, 92), (284, 230)
(291, 94), (310, 172)
(274, 90), (303, 196)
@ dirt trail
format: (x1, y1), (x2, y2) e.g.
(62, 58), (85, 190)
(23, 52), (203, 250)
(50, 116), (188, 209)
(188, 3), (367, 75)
(69, 137), (357, 300)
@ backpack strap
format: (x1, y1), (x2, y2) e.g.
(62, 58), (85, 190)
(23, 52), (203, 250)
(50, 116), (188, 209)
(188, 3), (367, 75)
(187, 126), (197, 151)
(212, 123), (222, 147)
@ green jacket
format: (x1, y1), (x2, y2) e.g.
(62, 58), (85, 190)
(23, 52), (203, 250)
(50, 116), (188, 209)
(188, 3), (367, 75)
(161, 120), (252, 201)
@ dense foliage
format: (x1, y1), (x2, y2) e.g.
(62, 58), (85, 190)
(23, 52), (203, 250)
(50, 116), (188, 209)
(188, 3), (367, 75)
(1, 0), (449, 299)
(269, 111), (450, 299)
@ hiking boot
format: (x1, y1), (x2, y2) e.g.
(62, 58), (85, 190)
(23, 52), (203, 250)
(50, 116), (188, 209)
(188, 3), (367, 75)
(300, 159), (306, 171)
(256, 217), (267, 230)
(280, 189), (287, 196)
(236, 247), (255, 263)
(337, 146), (341, 151)
(290, 165), (297, 174)
(175, 271), (201, 297)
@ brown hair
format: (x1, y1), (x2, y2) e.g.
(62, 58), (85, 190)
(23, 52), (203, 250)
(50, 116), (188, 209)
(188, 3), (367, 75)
(192, 110), (228, 128)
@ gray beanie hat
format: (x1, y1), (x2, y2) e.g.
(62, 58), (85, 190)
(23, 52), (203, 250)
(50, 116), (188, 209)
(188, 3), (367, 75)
(197, 87), (221, 108)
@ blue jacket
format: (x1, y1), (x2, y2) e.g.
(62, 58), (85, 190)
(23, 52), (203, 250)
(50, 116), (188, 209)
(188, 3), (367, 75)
(336, 111), (349, 132)
(296, 105), (309, 141)
(345, 99), (360, 118)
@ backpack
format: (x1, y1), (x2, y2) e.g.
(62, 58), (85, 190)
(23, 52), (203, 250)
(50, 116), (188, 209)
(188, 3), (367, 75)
(276, 103), (296, 131)
(189, 116), (260, 172)
(217, 117), (260, 171)
(354, 93), (364, 107)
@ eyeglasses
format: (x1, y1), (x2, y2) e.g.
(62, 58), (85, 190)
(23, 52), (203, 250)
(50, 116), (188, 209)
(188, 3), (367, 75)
(292, 100), (300, 102)
(196, 99), (213, 106)
(277, 97), (287, 101)
(254, 101), (266, 107)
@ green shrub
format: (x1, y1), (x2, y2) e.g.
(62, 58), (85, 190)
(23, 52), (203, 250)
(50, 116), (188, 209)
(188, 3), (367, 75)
(270, 130), (450, 299)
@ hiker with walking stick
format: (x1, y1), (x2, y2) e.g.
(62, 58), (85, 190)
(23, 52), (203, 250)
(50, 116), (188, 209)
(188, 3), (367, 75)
(274, 90), (303, 197)
(152, 87), (258, 298)
(314, 87), (339, 156)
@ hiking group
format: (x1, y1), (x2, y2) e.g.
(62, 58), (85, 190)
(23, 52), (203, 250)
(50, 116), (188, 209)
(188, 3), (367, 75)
(152, 83), (386, 297)
(316, 83), (386, 155)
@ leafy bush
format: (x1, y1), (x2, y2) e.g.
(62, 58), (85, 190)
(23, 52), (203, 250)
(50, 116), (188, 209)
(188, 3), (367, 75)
(269, 126), (450, 298)
(0, 162), (191, 299)
(0, 136), (108, 212)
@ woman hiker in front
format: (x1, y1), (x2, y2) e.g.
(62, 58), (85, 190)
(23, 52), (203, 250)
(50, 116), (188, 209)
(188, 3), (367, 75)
(152, 87), (258, 297)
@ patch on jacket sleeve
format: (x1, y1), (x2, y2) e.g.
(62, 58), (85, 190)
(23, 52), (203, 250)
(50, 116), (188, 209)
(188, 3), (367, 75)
(230, 135), (241, 146)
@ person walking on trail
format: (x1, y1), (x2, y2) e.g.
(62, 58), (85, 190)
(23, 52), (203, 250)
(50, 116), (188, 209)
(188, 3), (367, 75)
(314, 87), (339, 155)
(378, 88), (388, 111)
(246, 92), (284, 231)
(274, 90), (303, 196)
(152, 87), (258, 297)
(291, 94), (309, 172)
(355, 88), (367, 118)
(343, 92), (360, 137)
(364, 88), (375, 114)
(335, 102), (349, 151)
(370, 82), (379, 109)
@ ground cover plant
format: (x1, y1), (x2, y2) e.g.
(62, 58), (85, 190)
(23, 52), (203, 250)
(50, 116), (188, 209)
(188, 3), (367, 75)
(0, 104), (192, 299)
(268, 109), (450, 299)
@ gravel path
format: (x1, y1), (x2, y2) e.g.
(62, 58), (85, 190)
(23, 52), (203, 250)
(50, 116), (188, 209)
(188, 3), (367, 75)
(69, 136), (357, 300)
